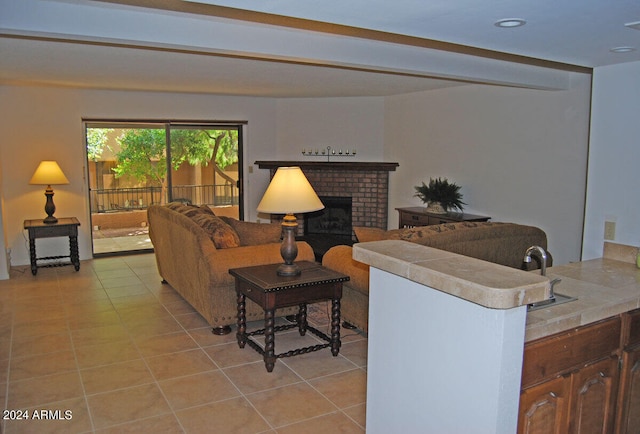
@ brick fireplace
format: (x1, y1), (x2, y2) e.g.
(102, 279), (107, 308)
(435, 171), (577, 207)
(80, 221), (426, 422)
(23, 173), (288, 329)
(256, 161), (399, 235)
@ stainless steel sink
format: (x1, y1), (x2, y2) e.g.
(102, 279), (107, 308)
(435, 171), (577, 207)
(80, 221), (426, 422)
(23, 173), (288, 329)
(527, 293), (577, 311)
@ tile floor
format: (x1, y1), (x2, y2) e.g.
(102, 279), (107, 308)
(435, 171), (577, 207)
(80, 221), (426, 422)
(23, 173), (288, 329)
(0, 254), (367, 433)
(92, 233), (152, 255)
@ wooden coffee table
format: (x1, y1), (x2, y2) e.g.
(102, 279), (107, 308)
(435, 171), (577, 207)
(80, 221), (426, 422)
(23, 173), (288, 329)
(229, 261), (349, 372)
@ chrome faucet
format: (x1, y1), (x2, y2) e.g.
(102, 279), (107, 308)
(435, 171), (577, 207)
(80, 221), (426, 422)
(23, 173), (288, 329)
(524, 245), (561, 301)
(524, 245), (548, 276)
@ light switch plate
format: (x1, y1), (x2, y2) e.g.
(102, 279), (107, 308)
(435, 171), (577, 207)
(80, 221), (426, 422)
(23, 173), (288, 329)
(604, 221), (616, 240)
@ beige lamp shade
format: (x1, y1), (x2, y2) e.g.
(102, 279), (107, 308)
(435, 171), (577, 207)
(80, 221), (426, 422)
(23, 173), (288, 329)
(257, 167), (324, 214)
(257, 167), (323, 276)
(29, 161), (70, 185)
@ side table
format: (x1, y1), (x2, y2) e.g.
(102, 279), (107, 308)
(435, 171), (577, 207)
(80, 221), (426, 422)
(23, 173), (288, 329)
(229, 261), (349, 372)
(24, 217), (81, 275)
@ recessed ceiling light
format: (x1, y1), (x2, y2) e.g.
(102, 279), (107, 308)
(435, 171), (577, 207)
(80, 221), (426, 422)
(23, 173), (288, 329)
(610, 46), (637, 53)
(494, 18), (526, 28)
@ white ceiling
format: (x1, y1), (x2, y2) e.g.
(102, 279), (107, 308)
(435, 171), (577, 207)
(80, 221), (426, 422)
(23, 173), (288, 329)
(1, 0), (639, 97)
(185, 0), (640, 68)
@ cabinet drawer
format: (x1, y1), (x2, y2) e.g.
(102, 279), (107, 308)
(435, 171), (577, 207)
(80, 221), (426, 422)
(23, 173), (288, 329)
(403, 213), (430, 226)
(428, 216), (453, 225)
(624, 308), (640, 348)
(521, 317), (621, 388)
(30, 225), (77, 238)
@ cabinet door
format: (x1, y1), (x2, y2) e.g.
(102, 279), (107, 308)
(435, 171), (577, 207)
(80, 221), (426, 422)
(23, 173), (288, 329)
(519, 375), (571, 434)
(569, 356), (619, 434)
(617, 346), (640, 434)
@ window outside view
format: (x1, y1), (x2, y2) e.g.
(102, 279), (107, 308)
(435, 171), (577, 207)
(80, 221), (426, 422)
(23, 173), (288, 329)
(86, 123), (240, 255)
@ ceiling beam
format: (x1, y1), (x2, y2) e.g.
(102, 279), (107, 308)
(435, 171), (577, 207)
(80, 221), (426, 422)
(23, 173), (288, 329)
(98, 0), (592, 74)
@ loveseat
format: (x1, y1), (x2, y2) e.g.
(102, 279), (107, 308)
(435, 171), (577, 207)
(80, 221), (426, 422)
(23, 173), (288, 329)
(148, 203), (315, 334)
(322, 221), (551, 332)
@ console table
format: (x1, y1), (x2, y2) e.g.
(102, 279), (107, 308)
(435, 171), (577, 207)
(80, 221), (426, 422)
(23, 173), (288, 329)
(230, 261), (349, 372)
(24, 217), (81, 275)
(396, 207), (490, 228)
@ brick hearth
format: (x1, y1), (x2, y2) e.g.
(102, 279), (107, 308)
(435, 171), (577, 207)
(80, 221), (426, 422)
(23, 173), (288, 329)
(256, 161), (399, 233)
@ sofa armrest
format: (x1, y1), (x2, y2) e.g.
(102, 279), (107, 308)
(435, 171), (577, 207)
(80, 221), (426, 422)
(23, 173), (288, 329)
(322, 245), (370, 296)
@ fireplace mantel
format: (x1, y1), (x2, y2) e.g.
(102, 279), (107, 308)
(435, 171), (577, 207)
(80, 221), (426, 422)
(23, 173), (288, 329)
(255, 161), (399, 171)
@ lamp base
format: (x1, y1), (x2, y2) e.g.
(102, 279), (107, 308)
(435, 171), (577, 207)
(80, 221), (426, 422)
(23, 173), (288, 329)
(43, 187), (58, 224)
(277, 263), (301, 277)
(43, 216), (59, 224)
(278, 213), (300, 276)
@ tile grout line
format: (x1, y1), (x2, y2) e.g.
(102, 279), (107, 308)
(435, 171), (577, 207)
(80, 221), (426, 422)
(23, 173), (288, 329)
(5, 254), (368, 433)
(101, 262), (188, 433)
(145, 268), (278, 433)
(61, 266), (99, 434)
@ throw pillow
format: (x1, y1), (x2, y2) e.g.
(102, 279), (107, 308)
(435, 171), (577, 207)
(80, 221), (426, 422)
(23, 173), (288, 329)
(167, 202), (216, 219)
(165, 202), (190, 213)
(199, 205), (216, 216)
(182, 207), (211, 219)
(353, 227), (403, 242)
(353, 227), (387, 242)
(191, 214), (240, 249)
(220, 217), (282, 246)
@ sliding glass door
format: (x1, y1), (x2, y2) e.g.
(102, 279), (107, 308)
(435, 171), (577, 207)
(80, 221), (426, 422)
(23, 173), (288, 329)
(85, 121), (242, 256)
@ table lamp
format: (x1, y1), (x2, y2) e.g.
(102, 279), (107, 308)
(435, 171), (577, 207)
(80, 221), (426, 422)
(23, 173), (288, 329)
(29, 160), (70, 224)
(257, 166), (324, 276)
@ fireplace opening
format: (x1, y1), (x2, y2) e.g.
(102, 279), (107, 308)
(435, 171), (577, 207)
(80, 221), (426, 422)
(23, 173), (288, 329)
(302, 196), (354, 261)
(305, 196), (352, 236)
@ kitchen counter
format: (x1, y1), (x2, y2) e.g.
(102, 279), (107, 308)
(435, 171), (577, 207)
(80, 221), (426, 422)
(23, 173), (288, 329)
(353, 239), (550, 309)
(355, 240), (639, 433)
(356, 239), (550, 432)
(525, 242), (640, 341)
(353, 239), (640, 342)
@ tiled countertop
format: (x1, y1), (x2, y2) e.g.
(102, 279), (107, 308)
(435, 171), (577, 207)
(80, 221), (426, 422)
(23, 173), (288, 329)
(525, 254), (640, 342)
(353, 240), (640, 343)
(353, 240), (550, 309)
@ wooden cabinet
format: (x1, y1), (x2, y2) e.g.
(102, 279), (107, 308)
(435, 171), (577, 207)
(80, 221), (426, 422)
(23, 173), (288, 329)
(395, 207), (490, 229)
(616, 308), (640, 434)
(519, 317), (622, 434)
(520, 310), (640, 433)
(569, 356), (619, 433)
(519, 375), (570, 433)
(519, 356), (620, 434)
(616, 347), (640, 433)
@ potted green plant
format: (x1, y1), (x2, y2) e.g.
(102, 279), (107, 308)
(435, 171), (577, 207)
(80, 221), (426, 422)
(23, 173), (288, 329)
(414, 177), (466, 214)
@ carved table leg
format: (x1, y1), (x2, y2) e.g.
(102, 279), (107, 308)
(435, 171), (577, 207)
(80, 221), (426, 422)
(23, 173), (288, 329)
(236, 292), (247, 348)
(70, 235), (80, 271)
(28, 238), (37, 275)
(331, 297), (341, 356)
(298, 303), (308, 336)
(264, 309), (276, 372)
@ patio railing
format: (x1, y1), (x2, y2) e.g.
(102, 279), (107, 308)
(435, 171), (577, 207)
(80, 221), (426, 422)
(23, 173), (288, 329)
(90, 184), (238, 213)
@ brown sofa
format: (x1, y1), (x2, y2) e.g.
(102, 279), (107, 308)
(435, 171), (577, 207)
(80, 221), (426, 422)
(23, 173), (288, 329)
(322, 221), (551, 332)
(148, 203), (315, 334)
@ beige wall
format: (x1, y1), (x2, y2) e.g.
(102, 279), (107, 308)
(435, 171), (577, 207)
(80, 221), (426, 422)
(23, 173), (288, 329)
(583, 61), (640, 260)
(0, 86), (387, 269)
(0, 76), (591, 270)
(384, 74), (592, 265)
(0, 85), (279, 267)
(275, 97), (385, 161)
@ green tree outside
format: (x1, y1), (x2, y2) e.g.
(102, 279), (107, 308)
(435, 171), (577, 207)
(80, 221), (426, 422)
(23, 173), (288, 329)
(86, 127), (113, 162)
(88, 126), (238, 205)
